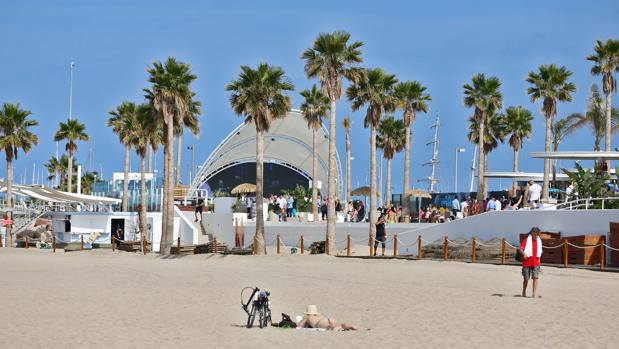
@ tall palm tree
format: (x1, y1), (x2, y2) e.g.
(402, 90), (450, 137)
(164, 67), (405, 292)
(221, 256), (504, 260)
(568, 84), (619, 151)
(226, 63), (294, 254)
(302, 31), (363, 254)
(300, 84), (329, 220)
(467, 111), (507, 196)
(342, 116), (352, 205)
(0, 103), (38, 247)
(463, 74), (503, 201)
(107, 101), (138, 211)
(394, 81), (431, 222)
(376, 116), (406, 208)
(503, 106), (533, 193)
(144, 57), (197, 254)
(587, 39), (619, 154)
(44, 154), (75, 189)
(54, 119), (88, 194)
(347, 68), (398, 239)
(526, 64), (576, 200)
(174, 98), (201, 186)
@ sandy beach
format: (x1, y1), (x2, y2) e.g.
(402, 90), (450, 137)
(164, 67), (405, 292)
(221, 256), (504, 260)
(1, 248), (618, 349)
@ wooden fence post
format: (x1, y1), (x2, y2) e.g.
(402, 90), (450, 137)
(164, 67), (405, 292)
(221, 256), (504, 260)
(253, 237), (257, 255)
(235, 218), (239, 247)
(501, 238), (506, 265)
(563, 239), (568, 268)
(241, 219), (245, 247)
(177, 236), (181, 255)
(52, 235), (56, 253)
(111, 236), (115, 252)
(0, 232), (3, 247)
(300, 235), (304, 254)
(600, 237), (605, 272)
(471, 237), (476, 263)
(444, 236), (448, 261)
(214, 237), (218, 254)
(394, 235), (398, 257)
(80, 235), (84, 250)
(417, 235), (422, 259)
(370, 237), (374, 256)
(325, 237), (329, 255)
(347, 235), (351, 257)
(142, 235), (147, 255)
(25, 236), (29, 249)
(277, 235), (280, 255)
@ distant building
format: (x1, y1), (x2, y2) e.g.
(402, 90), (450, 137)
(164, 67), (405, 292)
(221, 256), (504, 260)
(92, 172), (163, 211)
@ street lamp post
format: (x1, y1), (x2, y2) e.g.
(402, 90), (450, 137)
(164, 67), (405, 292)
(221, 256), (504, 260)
(455, 147), (466, 193)
(187, 145), (195, 184)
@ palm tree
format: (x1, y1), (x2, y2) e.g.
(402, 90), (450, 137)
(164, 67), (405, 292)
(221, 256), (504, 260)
(174, 98), (201, 186)
(44, 156), (62, 186)
(526, 64), (576, 200)
(44, 154), (75, 189)
(463, 74), (503, 201)
(54, 119), (88, 194)
(467, 111), (507, 196)
(300, 84), (329, 221)
(347, 68), (398, 239)
(568, 84), (619, 151)
(226, 63), (294, 254)
(107, 101), (138, 211)
(342, 116), (352, 205)
(144, 57), (197, 254)
(80, 172), (98, 195)
(376, 116), (406, 208)
(503, 106), (533, 193)
(394, 81), (431, 222)
(551, 116), (580, 184)
(587, 39), (619, 154)
(0, 103), (38, 247)
(302, 31), (363, 254)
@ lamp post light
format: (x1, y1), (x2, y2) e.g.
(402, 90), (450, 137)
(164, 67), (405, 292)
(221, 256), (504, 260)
(187, 145), (195, 185)
(455, 147), (466, 193)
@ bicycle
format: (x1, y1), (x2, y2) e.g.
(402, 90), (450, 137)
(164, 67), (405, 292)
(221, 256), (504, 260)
(241, 286), (271, 328)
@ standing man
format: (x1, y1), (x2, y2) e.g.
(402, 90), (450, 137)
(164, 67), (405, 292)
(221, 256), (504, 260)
(520, 227), (543, 298)
(194, 192), (205, 222)
(486, 197), (497, 211)
(451, 196), (461, 218)
(526, 180), (542, 209)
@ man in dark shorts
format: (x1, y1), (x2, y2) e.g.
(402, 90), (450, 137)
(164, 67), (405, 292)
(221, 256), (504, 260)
(519, 227), (543, 298)
(374, 210), (387, 256)
(195, 193), (204, 222)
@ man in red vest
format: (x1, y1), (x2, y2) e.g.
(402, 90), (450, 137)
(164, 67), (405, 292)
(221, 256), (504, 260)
(520, 227), (543, 298)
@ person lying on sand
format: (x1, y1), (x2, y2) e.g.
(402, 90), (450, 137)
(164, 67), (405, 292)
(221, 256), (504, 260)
(296, 305), (363, 331)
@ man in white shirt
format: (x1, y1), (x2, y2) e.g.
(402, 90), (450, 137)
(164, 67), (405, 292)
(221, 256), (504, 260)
(460, 199), (469, 217)
(495, 197), (502, 211)
(527, 180), (542, 209)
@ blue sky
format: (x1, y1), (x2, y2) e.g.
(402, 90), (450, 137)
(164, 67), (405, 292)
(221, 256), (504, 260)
(1, 0), (618, 193)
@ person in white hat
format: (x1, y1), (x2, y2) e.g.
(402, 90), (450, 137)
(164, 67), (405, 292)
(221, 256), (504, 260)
(296, 305), (362, 331)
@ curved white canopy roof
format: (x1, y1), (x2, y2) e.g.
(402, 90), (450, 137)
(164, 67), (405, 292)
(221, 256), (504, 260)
(189, 109), (342, 196)
(530, 151), (619, 160)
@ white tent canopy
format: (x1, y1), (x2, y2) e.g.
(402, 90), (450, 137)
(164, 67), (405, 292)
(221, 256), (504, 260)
(530, 151), (619, 160)
(0, 182), (121, 206)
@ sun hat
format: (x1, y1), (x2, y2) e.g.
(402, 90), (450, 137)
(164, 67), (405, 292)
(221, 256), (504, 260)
(303, 305), (321, 315)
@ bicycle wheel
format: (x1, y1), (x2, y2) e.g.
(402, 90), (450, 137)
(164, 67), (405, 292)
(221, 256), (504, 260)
(246, 305), (257, 328)
(258, 306), (266, 328)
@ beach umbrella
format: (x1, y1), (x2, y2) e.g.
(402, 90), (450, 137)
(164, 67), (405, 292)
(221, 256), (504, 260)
(231, 183), (257, 195)
(406, 189), (432, 199)
(350, 186), (381, 197)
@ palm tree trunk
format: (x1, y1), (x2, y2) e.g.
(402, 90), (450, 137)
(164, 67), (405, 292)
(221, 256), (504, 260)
(386, 157), (392, 208)
(175, 135), (182, 186)
(326, 98), (337, 255)
(67, 152), (73, 193)
(255, 129), (265, 254)
(402, 125), (411, 222)
(122, 144), (130, 212)
(312, 129), (318, 220)
(160, 131), (168, 253)
(484, 150), (488, 197)
(512, 147), (519, 194)
(369, 125), (377, 240)
(165, 122), (175, 253)
(543, 116), (551, 201)
(477, 117), (485, 202)
(139, 154), (148, 244)
(606, 90), (612, 153)
(6, 158), (13, 247)
(345, 130), (351, 207)
(148, 146), (153, 174)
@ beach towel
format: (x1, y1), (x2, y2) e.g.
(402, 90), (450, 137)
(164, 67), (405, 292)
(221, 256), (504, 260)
(523, 234), (542, 258)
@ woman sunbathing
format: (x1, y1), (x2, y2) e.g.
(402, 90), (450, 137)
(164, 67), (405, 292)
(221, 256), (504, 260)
(296, 305), (363, 331)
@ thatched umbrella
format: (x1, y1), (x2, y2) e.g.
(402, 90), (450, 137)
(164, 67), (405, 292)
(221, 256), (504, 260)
(406, 189), (432, 199)
(350, 186), (381, 197)
(231, 183), (257, 195)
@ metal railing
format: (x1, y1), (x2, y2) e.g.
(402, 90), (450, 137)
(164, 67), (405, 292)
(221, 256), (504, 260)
(551, 197), (619, 210)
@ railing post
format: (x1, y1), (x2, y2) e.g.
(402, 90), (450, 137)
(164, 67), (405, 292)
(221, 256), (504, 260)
(235, 218), (239, 247)
(111, 236), (115, 252)
(602, 199), (605, 210)
(25, 236), (29, 249)
(80, 235), (83, 250)
(213, 236), (218, 254)
(347, 234), (351, 257)
(563, 239), (568, 268)
(0, 232), (3, 248)
(394, 235), (398, 257)
(325, 237), (330, 255)
(142, 235), (147, 255)
(253, 237), (257, 255)
(417, 235), (422, 259)
(501, 238), (506, 265)
(177, 236), (181, 255)
(444, 236), (448, 261)
(370, 237), (374, 256)
(600, 237), (605, 272)
(471, 237), (476, 263)
(300, 235), (304, 254)
(241, 219), (245, 247)
(277, 235), (280, 255)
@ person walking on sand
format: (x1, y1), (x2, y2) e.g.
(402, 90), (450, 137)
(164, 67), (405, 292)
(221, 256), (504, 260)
(520, 227), (543, 298)
(374, 210), (387, 256)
